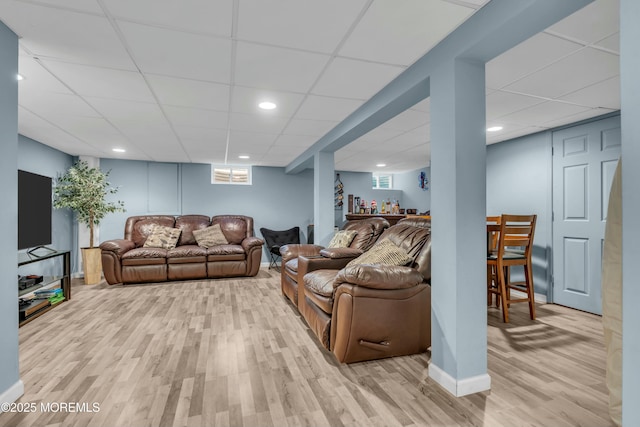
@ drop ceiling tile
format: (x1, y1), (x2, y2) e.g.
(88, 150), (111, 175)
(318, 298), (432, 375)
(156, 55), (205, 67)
(283, 118), (338, 137)
(339, 0), (474, 66)
(595, 32), (619, 53)
(542, 107), (616, 128)
(0, 2), (135, 69)
(103, 0), (232, 37)
(164, 106), (228, 130)
(17, 0), (104, 14)
(313, 57), (404, 100)
(42, 60), (155, 102)
(274, 134), (318, 147)
(19, 92), (99, 118)
(410, 97), (431, 113)
(262, 145), (307, 162)
(173, 127), (227, 143)
(503, 47), (619, 99)
(229, 112), (288, 134)
(87, 97), (163, 121)
(486, 32), (583, 90)
(498, 101), (592, 127)
(235, 42), (330, 93)
(231, 86), (305, 117)
(558, 76), (620, 109)
(229, 130), (278, 148)
(295, 95), (363, 121)
(118, 21), (232, 83)
(46, 115), (125, 147)
(486, 91), (547, 120)
(18, 55), (72, 95)
(237, 0), (367, 53)
(147, 75), (230, 111)
(547, 0), (619, 45)
(487, 126), (547, 145)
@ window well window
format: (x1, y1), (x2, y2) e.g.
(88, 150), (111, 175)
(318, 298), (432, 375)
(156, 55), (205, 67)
(372, 174), (392, 189)
(211, 165), (252, 185)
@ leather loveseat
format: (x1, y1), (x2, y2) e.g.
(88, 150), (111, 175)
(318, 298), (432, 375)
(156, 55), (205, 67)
(100, 214), (263, 285)
(292, 217), (432, 363)
(279, 217), (390, 309)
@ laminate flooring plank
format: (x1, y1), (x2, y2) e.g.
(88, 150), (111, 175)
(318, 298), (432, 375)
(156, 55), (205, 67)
(0, 271), (616, 427)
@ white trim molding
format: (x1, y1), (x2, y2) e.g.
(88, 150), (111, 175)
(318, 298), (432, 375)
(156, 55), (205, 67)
(429, 364), (491, 397)
(0, 380), (24, 407)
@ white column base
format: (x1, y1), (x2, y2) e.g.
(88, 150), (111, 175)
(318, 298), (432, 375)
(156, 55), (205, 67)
(428, 364), (491, 397)
(0, 380), (24, 408)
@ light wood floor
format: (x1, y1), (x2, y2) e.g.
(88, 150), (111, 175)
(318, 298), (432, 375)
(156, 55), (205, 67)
(1, 269), (613, 427)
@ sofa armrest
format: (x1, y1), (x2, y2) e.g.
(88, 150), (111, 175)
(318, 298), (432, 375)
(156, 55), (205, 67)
(319, 247), (363, 259)
(280, 244), (324, 263)
(241, 236), (264, 252)
(334, 265), (424, 290)
(99, 239), (135, 256)
(298, 255), (352, 277)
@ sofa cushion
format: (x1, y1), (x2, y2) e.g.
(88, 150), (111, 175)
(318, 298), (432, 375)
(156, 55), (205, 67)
(143, 225), (182, 250)
(167, 245), (207, 259)
(328, 230), (357, 248)
(212, 216), (248, 244)
(131, 217), (175, 247)
(285, 258), (298, 274)
(304, 269), (339, 314)
(175, 215), (211, 246)
(193, 224), (228, 248)
(347, 239), (412, 268)
(121, 247), (167, 266)
(207, 244), (246, 261)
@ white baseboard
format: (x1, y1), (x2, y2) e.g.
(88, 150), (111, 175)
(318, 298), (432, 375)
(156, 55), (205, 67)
(0, 380), (24, 408)
(428, 364), (491, 397)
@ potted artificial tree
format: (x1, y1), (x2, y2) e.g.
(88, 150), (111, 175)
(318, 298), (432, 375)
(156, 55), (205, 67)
(53, 160), (125, 284)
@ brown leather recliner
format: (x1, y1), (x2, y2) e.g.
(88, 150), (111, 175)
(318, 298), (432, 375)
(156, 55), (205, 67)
(299, 217), (432, 363)
(100, 214), (263, 285)
(279, 217), (390, 309)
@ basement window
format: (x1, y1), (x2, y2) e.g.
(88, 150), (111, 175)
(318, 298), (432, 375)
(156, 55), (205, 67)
(211, 165), (252, 185)
(372, 174), (393, 189)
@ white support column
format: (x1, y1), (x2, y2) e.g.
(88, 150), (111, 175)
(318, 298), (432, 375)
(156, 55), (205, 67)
(620, 0), (640, 424)
(313, 152), (335, 247)
(428, 58), (490, 396)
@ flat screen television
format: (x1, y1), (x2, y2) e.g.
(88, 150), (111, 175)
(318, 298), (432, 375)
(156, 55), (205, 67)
(18, 170), (53, 250)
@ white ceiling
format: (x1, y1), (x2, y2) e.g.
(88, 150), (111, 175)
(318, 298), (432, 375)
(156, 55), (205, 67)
(0, 0), (619, 173)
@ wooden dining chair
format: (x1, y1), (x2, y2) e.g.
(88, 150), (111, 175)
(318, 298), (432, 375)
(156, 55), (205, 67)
(486, 214), (537, 323)
(486, 216), (501, 307)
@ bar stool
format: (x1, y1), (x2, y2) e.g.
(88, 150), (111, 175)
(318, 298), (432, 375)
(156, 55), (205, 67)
(486, 214), (537, 323)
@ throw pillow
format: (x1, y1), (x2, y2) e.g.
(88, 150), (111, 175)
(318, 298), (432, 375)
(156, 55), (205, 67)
(193, 224), (228, 248)
(347, 239), (412, 267)
(328, 229), (358, 248)
(143, 225), (182, 250)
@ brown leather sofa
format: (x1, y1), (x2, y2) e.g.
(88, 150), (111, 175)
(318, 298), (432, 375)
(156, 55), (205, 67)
(100, 214), (263, 285)
(297, 217), (432, 363)
(279, 217), (390, 309)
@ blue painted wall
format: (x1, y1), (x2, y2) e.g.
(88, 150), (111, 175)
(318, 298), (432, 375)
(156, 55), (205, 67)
(0, 20), (20, 403)
(17, 135), (75, 275)
(394, 167), (431, 214)
(335, 170), (403, 226)
(99, 159), (315, 261)
(486, 131), (552, 296)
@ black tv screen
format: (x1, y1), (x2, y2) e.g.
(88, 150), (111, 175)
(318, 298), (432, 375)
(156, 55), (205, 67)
(18, 170), (52, 250)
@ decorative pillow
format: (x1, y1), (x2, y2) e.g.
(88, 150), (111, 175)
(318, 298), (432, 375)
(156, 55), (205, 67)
(143, 225), (182, 250)
(328, 230), (358, 248)
(193, 224), (228, 248)
(347, 239), (412, 267)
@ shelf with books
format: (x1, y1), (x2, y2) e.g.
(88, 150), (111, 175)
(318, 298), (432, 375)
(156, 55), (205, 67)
(18, 249), (70, 327)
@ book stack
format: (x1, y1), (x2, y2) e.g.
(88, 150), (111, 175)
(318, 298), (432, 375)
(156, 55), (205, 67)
(33, 288), (64, 305)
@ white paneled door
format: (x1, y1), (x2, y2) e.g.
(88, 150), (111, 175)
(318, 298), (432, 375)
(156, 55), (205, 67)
(552, 115), (620, 314)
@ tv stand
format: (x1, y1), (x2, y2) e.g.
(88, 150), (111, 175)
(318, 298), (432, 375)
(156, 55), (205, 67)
(26, 245), (57, 257)
(18, 249), (71, 327)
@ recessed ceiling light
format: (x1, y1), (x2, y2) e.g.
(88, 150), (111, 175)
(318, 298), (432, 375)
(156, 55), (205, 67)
(112, 148), (126, 153)
(487, 126), (503, 132)
(376, 163), (386, 167)
(258, 101), (277, 110)
(238, 155), (250, 159)
(17, 74), (24, 81)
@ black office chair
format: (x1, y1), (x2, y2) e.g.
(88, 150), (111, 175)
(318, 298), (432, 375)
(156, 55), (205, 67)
(259, 226), (300, 270)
